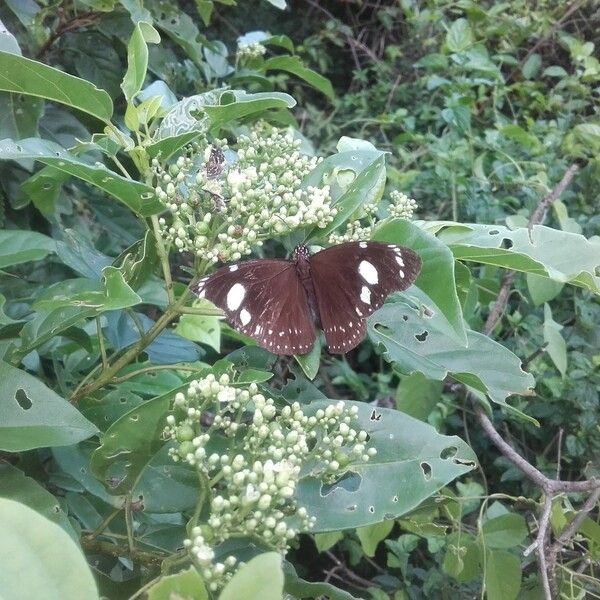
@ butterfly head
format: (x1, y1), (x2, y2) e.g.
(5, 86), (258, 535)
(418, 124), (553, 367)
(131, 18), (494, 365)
(292, 244), (310, 263)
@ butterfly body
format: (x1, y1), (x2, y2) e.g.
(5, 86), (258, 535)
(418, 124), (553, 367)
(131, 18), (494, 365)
(194, 241), (422, 355)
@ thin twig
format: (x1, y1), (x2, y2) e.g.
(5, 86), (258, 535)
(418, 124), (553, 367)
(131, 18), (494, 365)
(524, 495), (554, 598)
(528, 164), (579, 237)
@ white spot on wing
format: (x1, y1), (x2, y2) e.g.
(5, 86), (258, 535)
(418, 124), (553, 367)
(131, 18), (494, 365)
(359, 260), (378, 284)
(360, 286), (371, 305)
(399, 269), (405, 278)
(356, 307), (363, 316)
(359, 242), (367, 248)
(226, 283), (246, 310)
(395, 255), (405, 267)
(240, 309), (251, 326)
(229, 265), (239, 272)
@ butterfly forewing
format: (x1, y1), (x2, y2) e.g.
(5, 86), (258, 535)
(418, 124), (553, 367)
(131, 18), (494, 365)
(194, 260), (316, 355)
(310, 241), (422, 353)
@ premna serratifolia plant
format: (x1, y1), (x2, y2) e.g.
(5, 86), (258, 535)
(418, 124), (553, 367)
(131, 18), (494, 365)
(1, 6), (600, 600)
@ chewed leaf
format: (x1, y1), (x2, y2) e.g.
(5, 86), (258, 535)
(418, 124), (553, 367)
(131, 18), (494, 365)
(434, 223), (600, 294)
(367, 298), (535, 419)
(296, 400), (477, 531)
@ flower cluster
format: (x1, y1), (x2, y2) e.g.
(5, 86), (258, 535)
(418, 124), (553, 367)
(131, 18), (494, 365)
(164, 373), (375, 590)
(388, 190), (418, 219)
(328, 202), (379, 244)
(237, 41), (267, 61)
(154, 125), (335, 263)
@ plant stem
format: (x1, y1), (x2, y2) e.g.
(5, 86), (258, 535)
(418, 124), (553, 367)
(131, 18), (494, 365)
(151, 215), (175, 304)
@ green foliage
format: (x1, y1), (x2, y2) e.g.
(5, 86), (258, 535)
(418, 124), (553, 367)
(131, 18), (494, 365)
(0, 0), (598, 598)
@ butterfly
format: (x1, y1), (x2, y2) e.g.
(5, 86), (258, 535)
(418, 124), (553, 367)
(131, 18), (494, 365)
(194, 241), (422, 355)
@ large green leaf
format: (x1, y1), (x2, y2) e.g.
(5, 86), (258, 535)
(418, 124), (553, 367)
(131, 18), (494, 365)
(0, 463), (78, 541)
(374, 218), (467, 343)
(263, 56), (334, 100)
(90, 387), (183, 495)
(307, 155), (387, 242)
(367, 300), (535, 415)
(35, 266), (142, 312)
(434, 223), (600, 294)
(0, 362), (98, 451)
(0, 50), (112, 122)
(0, 138), (162, 216)
(220, 552), (284, 600)
(18, 305), (97, 356)
(297, 400), (476, 531)
(121, 22), (160, 102)
(203, 90), (296, 130)
(0, 498), (99, 599)
(484, 549), (521, 600)
(0, 229), (55, 268)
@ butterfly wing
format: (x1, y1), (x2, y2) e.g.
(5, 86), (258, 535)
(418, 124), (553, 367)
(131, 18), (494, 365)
(194, 260), (316, 355)
(310, 241), (422, 353)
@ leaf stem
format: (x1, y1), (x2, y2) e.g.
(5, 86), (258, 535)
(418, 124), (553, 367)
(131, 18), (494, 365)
(151, 215), (175, 305)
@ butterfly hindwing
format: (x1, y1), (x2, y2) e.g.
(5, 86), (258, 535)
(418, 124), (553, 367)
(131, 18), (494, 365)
(194, 260), (316, 355)
(310, 241), (422, 353)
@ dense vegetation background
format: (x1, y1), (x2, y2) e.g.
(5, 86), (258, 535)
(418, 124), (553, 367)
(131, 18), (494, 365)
(0, 1), (598, 599)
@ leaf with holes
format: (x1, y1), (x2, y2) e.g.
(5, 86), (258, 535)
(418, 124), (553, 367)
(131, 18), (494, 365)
(0, 499), (99, 600)
(0, 50), (113, 122)
(306, 155), (387, 242)
(90, 387), (184, 495)
(367, 299), (535, 418)
(0, 362), (98, 451)
(0, 138), (162, 216)
(374, 218), (467, 343)
(434, 223), (600, 294)
(296, 400), (476, 531)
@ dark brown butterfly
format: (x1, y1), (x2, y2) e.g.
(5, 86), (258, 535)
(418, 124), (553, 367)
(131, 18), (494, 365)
(194, 241), (421, 355)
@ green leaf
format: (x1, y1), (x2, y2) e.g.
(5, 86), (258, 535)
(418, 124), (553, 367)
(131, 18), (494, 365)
(308, 155), (386, 242)
(121, 22), (160, 102)
(526, 273), (564, 306)
(313, 531), (343, 553)
(0, 50), (112, 122)
(297, 400), (477, 530)
(263, 56), (334, 100)
(90, 387), (182, 494)
(204, 90), (296, 131)
(368, 300), (535, 416)
(35, 266), (142, 312)
(356, 520), (394, 557)
(147, 567), (208, 600)
(0, 463), (78, 541)
(481, 513), (529, 549)
(18, 306), (97, 356)
(484, 549), (521, 600)
(446, 19), (473, 53)
(572, 123), (600, 149)
(522, 53), (542, 79)
(0, 361), (98, 451)
(499, 124), (539, 150)
(0, 138), (162, 216)
(0, 229), (55, 268)
(374, 218), (467, 343)
(175, 303), (222, 353)
(220, 552), (284, 600)
(284, 562), (359, 600)
(543, 303), (567, 377)
(0, 498), (99, 599)
(0, 92), (43, 139)
(436, 223), (600, 294)
(442, 532), (481, 582)
(294, 338), (321, 380)
(395, 372), (442, 421)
